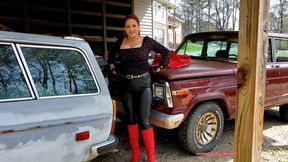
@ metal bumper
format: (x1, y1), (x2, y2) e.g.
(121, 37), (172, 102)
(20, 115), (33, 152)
(149, 110), (184, 129)
(91, 134), (118, 156)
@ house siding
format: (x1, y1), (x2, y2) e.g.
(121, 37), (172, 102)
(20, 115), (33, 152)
(134, 0), (153, 38)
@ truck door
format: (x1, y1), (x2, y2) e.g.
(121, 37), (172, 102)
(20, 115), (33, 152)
(273, 38), (288, 105)
(265, 39), (282, 107)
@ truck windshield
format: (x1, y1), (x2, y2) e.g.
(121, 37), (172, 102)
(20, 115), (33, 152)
(176, 39), (238, 61)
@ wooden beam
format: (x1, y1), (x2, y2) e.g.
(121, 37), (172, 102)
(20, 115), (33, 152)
(104, 1), (132, 8)
(71, 24), (102, 29)
(102, 0), (108, 59)
(22, 0), (29, 32)
(71, 10), (102, 16)
(233, 0), (270, 161)
(66, 0), (72, 35)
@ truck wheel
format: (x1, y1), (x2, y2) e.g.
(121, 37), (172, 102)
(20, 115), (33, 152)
(279, 105), (288, 122)
(177, 101), (224, 154)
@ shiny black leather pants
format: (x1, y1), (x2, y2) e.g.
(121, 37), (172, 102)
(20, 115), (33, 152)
(119, 75), (152, 130)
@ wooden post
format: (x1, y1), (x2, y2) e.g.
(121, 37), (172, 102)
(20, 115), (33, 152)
(102, 0), (108, 59)
(233, 0), (270, 161)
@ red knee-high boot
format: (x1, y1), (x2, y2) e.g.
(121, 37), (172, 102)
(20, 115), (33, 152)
(141, 128), (156, 162)
(127, 124), (141, 162)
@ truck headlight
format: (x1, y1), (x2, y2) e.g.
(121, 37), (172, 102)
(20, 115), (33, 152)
(152, 82), (173, 108)
(153, 84), (164, 99)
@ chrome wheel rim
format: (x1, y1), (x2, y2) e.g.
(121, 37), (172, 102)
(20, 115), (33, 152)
(195, 112), (218, 145)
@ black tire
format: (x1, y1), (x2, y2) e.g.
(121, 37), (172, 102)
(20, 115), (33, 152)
(279, 105), (288, 122)
(177, 101), (224, 154)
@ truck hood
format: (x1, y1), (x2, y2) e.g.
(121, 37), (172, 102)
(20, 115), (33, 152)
(154, 59), (237, 81)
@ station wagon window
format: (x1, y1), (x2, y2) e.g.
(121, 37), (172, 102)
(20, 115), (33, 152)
(20, 46), (98, 97)
(0, 44), (31, 100)
(275, 39), (288, 62)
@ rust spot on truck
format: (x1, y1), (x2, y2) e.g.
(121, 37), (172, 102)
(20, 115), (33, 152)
(1, 129), (15, 134)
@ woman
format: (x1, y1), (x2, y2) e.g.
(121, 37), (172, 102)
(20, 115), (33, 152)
(108, 14), (170, 162)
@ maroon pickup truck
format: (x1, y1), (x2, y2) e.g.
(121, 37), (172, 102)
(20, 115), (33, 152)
(151, 31), (288, 154)
(111, 31), (288, 154)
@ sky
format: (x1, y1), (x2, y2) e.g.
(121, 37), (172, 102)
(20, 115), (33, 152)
(270, 0), (278, 6)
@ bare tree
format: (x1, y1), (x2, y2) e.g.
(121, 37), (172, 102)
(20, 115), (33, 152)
(180, 0), (240, 32)
(271, 0), (288, 33)
(181, 0), (195, 35)
(231, 1), (240, 30)
(180, 0), (288, 34)
(210, 0), (238, 30)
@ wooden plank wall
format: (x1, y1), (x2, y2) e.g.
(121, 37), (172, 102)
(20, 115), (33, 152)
(0, 0), (132, 56)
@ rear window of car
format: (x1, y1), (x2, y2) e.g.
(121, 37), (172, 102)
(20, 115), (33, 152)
(19, 45), (99, 97)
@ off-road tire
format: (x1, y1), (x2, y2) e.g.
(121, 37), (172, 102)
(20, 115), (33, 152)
(177, 101), (224, 154)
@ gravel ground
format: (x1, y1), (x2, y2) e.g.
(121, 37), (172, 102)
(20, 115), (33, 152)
(93, 107), (288, 162)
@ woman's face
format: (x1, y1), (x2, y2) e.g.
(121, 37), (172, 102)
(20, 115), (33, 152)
(124, 18), (140, 38)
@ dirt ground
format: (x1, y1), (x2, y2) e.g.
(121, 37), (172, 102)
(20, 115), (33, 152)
(93, 107), (288, 162)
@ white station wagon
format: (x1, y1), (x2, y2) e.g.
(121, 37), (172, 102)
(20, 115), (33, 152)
(0, 31), (118, 162)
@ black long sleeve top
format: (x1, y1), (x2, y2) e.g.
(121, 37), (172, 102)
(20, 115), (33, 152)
(108, 36), (170, 75)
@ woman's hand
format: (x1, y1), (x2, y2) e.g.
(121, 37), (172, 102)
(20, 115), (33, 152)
(111, 68), (117, 75)
(109, 64), (117, 75)
(153, 66), (163, 73)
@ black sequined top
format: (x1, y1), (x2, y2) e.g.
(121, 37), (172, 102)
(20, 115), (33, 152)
(108, 36), (170, 75)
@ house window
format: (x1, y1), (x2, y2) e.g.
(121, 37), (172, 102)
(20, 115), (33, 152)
(154, 29), (164, 44)
(153, 2), (166, 24)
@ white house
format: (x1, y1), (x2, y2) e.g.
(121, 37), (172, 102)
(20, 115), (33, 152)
(134, 0), (183, 49)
